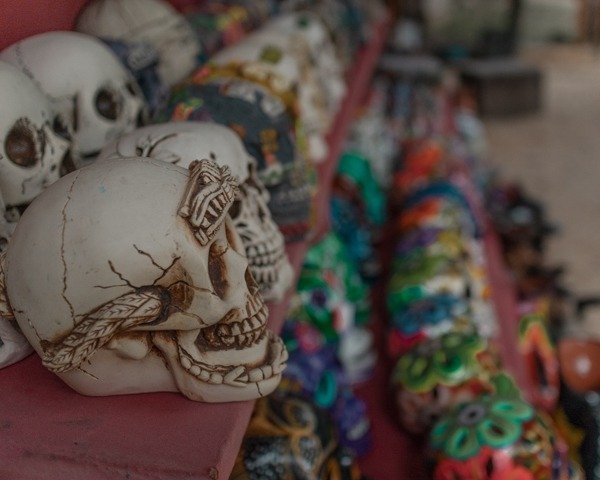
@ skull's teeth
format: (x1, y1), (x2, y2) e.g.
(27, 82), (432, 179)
(200, 302), (268, 349)
(178, 332), (285, 385)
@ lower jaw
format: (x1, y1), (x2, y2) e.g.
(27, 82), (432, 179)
(156, 330), (286, 403)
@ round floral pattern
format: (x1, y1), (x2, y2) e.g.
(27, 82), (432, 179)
(393, 331), (486, 393)
(430, 396), (535, 460)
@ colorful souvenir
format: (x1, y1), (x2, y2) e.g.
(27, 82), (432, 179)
(302, 233), (370, 326)
(331, 151), (386, 279)
(163, 79), (312, 241)
(392, 331), (499, 434)
(268, 11), (346, 114)
(231, 391), (364, 479)
(0, 32), (146, 165)
(2, 158), (287, 402)
(430, 394), (575, 479)
(280, 321), (372, 454)
(518, 303), (560, 412)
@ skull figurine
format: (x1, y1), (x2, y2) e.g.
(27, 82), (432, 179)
(0, 61), (72, 210)
(268, 12), (346, 114)
(210, 25), (330, 163)
(76, 0), (201, 87)
(163, 79), (313, 242)
(98, 122), (293, 302)
(0, 251), (33, 368)
(0, 31), (147, 165)
(3, 157), (287, 402)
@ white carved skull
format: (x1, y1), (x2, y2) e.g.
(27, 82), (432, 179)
(0, 61), (72, 209)
(0, 31), (146, 165)
(0, 251), (33, 368)
(98, 122), (293, 302)
(211, 26), (330, 163)
(76, 0), (201, 87)
(4, 157), (287, 402)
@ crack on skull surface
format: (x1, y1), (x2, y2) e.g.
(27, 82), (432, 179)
(60, 172), (80, 326)
(13, 307), (43, 344)
(76, 365), (99, 380)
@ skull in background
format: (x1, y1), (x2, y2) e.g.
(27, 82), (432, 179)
(164, 79), (312, 242)
(211, 24), (330, 163)
(4, 157), (287, 402)
(0, 31), (146, 165)
(268, 12), (346, 115)
(0, 61), (72, 210)
(99, 122), (293, 302)
(76, 0), (201, 87)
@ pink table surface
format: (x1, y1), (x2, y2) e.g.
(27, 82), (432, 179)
(0, 15), (392, 480)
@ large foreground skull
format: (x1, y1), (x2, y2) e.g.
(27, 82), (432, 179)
(4, 157), (287, 402)
(99, 122), (293, 302)
(76, 0), (201, 87)
(0, 61), (72, 210)
(0, 32), (146, 164)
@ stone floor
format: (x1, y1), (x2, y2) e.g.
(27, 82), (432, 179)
(485, 44), (600, 303)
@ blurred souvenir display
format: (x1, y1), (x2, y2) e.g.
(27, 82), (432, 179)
(0, 1), (590, 479)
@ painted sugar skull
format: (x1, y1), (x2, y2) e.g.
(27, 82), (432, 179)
(99, 122), (293, 301)
(0, 61), (72, 210)
(76, 0), (201, 87)
(3, 158), (287, 402)
(231, 391), (363, 480)
(165, 79), (312, 241)
(392, 330), (499, 434)
(268, 12), (346, 113)
(429, 394), (574, 480)
(0, 31), (146, 164)
(209, 24), (330, 163)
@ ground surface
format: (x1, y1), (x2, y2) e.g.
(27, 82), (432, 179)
(485, 44), (600, 307)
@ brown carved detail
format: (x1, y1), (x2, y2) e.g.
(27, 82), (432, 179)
(178, 159), (238, 246)
(0, 252), (14, 324)
(42, 286), (169, 372)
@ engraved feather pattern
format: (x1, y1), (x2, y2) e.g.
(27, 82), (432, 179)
(43, 287), (166, 373)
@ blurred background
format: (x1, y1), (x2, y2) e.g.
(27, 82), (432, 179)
(391, 0), (600, 312)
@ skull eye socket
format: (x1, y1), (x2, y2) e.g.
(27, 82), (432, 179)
(95, 87), (122, 121)
(5, 119), (40, 168)
(52, 115), (72, 141)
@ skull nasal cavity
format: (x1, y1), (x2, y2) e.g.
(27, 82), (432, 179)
(209, 242), (229, 298)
